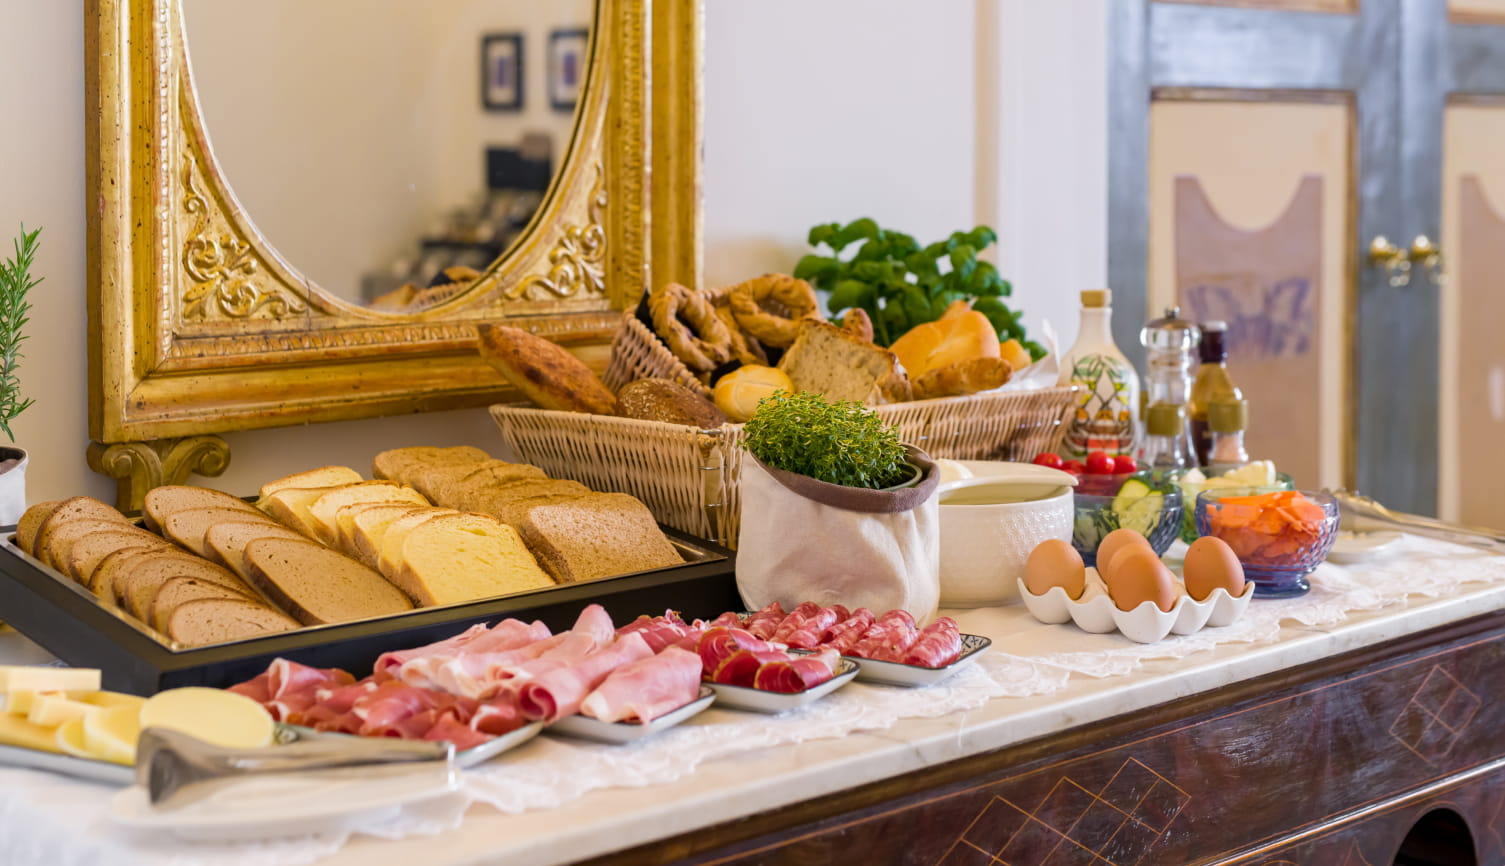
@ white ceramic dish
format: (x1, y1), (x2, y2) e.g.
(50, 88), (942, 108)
(1016, 570), (1256, 644)
(286, 719), (544, 769)
(1327, 530), (1402, 563)
(548, 686), (715, 744)
(844, 633), (992, 687)
(0, 741), (133, 786)
(109, 761), (458, 841)
(937, 463), (1077, 607)
(707, 659), (859, 713)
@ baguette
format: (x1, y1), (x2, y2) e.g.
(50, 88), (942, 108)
(476, 324), (619, 415)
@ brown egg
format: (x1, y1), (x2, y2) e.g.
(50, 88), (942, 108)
(1095, 528), (1152, 581)
(1105, 548), (1177, 612)
(1183, 536), (1246, 601)
(1024, 539), (1086, 599)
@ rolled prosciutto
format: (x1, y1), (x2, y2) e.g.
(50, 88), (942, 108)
(900, 617), (963, 668)
(752, 648), (840, 693)
(579, 646), (703, 723)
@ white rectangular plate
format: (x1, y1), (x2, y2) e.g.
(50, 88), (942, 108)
(706, 659), (859, 713)
(284, 720), (543, 769)
(548, 686), (715, 744)
(0, 741), (133, 786)
(846, 633), (992, 687)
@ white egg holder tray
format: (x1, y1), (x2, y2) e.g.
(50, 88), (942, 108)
(1015, 570), (1255, 644)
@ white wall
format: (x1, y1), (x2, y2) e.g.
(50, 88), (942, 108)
(0, 0), (1106, 507)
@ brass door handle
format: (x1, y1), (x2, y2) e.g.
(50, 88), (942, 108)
(1368, 235), (1411, 287)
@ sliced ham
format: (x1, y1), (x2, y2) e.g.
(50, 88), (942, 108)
(711, 649), (787, 687)
(769, 601), (822, 644)
(372, 622), (490, 675)
(571, 603), (617, 648)
(782, 606), (842, 650)
(743, 601), (786, 639)
(399, 631), (595, 698)
(752, 648), (839, 693)
(516, 631), (655, 722)
(579, 646), (703, 723)
(823, 608), (876, 654)
(900, 617), (963, 668)
(227, 672), (271, 705)
(471, 692), (526, 736)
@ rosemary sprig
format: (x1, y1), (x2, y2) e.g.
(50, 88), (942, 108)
(0, 225), (40, 442)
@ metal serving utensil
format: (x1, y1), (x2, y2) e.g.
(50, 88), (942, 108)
(136, 727), (454, 809)
(1327, 488), (1505, 555)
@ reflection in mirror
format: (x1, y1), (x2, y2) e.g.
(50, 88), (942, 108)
(182, 0), (595, 312)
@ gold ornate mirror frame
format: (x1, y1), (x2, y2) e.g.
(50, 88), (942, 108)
(84, 0), (702, 506)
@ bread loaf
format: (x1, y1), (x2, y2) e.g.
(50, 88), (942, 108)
(514, 492), (682, 583)
(776, 319), (907, 406)
(258, 466), (364, 501)
(912, 356), (1014, 400)
(388, 512), (554, 606)
(617, 378), (727, 428)
(244, 537), (414, 625)
(477, 324), (619, 415)
(165, 598), (300, 647)
(888, 302), (1000, 378)
(204, 520), (316, 580)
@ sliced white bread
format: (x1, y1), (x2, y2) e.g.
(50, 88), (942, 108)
(375, 508), (459, 578)
(149, 576), (254, 631)
(515, 492), (682, 583)
(161, 507), (280, 558)
(165, 598), (300, 647)
(258, 465), (364, 501)
(389, 512), (554, 606)
(307, 482), (429, 546)
(261, 485), (345, 538)
(15, 499), (63, 555)
(142, 486), (262, 534)
(347, 504), (434, 569)
(31, 497), (130, 561)
(244, 537), (414, 625)
(204, 520), (315, 581)
(65, 528), (178, 586)
(371, 446), (490, 484)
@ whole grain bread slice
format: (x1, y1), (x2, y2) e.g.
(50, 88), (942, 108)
(204, 520), (313, 581)
(149, 576), (254, 631)
(65, 528), (178, 586)
(165, 598), (300, 647)
(372, 446), (490, 485)
(142, 486), (262, 534)
(514, 492), (682, 582)
(244, 537), (414, 625)
(112, 551), (255, 616)
(161, 507), (281, 558)
(461, 479), (593, 526)
(15, 500), (63, 555)
(38, 518), (143, 572)
(31, 497), (129, 563)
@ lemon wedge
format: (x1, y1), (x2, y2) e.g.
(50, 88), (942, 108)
(55, 718), (93, 759)
(139, 687), (274, 750)
(83, 704), (141, 765)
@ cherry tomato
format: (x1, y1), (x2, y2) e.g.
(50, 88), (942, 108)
(1112, 455), (1137, 474)
(1032, 452), (1064, 469)
(1085, 451), (1116, 475)
(1062, 460), (1086, 475)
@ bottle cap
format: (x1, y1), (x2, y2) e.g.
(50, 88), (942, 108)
(1080, 289), (1111, 308)
(1145, 403), (1185, 436)
(1208, 399), (1249, 433)
(1199, 321), (1229, 363)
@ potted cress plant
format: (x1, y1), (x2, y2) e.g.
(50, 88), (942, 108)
(0, 226), (40, 524)
(736, 391), (941, 622)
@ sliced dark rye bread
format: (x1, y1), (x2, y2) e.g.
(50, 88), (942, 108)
(114, 551), (258, 619)
(31, 497), (130, 563)
(161, 507), (281, 558)
(165, 598), (300, 647)
(37, 518), (146, 572)
(244, 537), (413, 625)
(514, 492), (682, 583)
(149, 576), (254, 631)
(204, 520), (315, 581)
(258, 465), (364, 501)
(65, 528), (179, 585)
(14, 499), (63, 555)
(142, 485), (262, 534)
(371, 445), (490, 485)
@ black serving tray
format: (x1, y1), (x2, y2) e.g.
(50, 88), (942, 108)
(0, 526), (738, 695)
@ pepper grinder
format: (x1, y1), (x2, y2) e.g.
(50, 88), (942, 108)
(1138, 306), (1201, 471)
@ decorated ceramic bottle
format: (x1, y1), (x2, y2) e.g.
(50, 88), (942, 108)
(1058, 290), (1141, 461)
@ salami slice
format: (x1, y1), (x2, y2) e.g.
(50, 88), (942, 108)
(900, 617), (963, 668)
(744, 601), (787, 639)
(822, 608), (876, 654)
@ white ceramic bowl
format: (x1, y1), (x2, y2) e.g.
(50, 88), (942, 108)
(936, 463), (1075, 607)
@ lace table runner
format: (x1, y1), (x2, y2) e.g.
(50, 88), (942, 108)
(0, 533), (1499, 865)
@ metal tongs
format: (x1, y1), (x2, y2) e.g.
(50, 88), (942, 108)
(136, 727), (454, 809)
(1327, 488), (1505, 555)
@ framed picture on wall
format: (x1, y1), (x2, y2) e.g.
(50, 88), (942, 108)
(481, 33), (524, 112)
(548, 28), (589, 112)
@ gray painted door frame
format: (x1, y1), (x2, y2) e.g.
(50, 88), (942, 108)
(1105, 0), (1505, 515)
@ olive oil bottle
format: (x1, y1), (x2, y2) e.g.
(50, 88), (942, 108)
(1058, 290), (1140, 460)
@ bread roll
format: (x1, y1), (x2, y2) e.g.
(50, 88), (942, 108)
(477, 324), (618, 415)
(618, 378), (727, 428)
(713, 365), (794, 423)
(888, 304), (1000, 378)
(999, 338), (1034, 373)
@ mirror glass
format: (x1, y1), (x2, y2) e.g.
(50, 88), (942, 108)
(182, 0), (595, 312)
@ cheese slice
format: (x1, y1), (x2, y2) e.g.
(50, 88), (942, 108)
(139, 687), (274, 749)
(27, 695), (100, 728)
(82, 704), (139, 765)
(82, 691), (146, 712)
(55, 718), (92, 758)
(0, 666), (101, 693)
(0, 713), (64, 754)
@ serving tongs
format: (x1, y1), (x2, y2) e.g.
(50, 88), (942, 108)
(1327, 488), (1505, 555)
(136, 727), (454, 809)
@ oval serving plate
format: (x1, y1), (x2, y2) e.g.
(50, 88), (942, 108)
(842, 634), (992, 688)
(706, 659), (859, 713)
(283, 719), (544, 769)
(548, 686), (715, 744)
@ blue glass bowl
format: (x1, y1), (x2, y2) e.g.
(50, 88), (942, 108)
(1194, 489), (1339, 598)
(1176, 471), (1295, 544)
(1070, 476), (1183, 568)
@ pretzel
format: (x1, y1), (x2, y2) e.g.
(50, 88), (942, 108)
(648, 283), (732, 373)
(726, 274), (820, 348)
(840, 307), (875, 344)
(715, 305), (768, 366)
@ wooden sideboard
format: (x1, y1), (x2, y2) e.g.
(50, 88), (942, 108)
(593, 611), (1505, 866)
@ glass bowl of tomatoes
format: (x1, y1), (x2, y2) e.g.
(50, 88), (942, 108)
(1193, 489), (1339, 598)
(1033, 451), (1136, 498)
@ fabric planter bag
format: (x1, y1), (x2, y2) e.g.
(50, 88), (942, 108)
(735, 445), (941, 623)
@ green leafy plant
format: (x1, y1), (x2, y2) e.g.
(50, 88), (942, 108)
(742, 390), (911, 490)
(793, 218), (1044, 360)
(0, 226), (39, 442)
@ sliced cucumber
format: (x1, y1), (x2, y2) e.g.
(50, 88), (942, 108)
(1112, 478), (1163, 536)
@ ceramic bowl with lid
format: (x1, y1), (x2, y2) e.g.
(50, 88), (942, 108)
(936, 462), (1076, 607)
